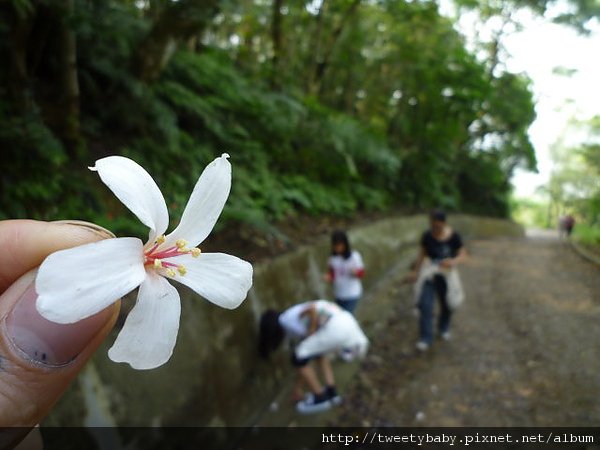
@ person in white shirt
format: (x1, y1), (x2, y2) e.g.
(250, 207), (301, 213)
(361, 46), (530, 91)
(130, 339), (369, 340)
(258, 300), (369, 414)
(325, 230), (365, 314)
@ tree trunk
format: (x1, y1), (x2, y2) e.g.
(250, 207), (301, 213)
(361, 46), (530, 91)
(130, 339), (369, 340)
(311, 0), (361, 97)
(133, 0), (221, 83)
(59, 0), (82, 153)
(305, 0), (327, 94)
(270, 0), (284, 89)
(486, 2), (513, 78)
(7, 7), (34, 113)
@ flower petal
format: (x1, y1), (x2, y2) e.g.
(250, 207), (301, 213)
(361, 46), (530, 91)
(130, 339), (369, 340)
(108, 273), (181, 370)
(36, 238), (146, 323)
(170, 252), (253, 309)
(165, 154), (231, 248)
(92, 156), (169, 242)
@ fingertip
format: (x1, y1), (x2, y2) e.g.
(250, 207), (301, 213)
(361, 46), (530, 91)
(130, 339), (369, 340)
(0, 220), (114, 293)
(50, 220), (115, 239)
(0, 269), (121, 426)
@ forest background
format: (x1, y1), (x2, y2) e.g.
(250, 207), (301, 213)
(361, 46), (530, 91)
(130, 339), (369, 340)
(1, 0), (598, 252)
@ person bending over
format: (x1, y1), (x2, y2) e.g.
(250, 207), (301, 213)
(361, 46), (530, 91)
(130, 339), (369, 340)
(258, 300), (369, 414)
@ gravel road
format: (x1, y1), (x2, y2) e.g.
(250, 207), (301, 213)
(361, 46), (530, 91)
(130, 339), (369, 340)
(335, 231), (600, 427)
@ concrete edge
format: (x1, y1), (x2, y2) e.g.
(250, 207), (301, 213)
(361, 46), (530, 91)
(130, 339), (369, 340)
(570, 240), (600, 267)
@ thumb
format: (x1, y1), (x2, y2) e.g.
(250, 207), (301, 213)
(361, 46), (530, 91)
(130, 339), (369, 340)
(0, 221), (120, 427)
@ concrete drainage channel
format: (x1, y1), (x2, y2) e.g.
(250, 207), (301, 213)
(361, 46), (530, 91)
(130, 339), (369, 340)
(570, 239), (600, 266)
(251, 250), (417, 428)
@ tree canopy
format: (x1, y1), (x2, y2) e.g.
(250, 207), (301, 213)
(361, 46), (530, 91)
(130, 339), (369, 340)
(543, 116), (600, 226)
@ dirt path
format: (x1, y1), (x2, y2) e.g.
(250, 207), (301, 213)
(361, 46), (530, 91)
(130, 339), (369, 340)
(333, 231), (600, 427)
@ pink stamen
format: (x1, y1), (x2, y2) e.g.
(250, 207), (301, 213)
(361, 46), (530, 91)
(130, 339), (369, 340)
(145, 242), (161, 255)
(161, 261), (179, 268)
(153, 247), (182, 258)
(144, 242), (194, 268)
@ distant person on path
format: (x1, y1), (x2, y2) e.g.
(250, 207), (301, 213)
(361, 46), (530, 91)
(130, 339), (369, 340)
(325, 230), (365, 314)
(258, 300), (369, 414)
(558, 215), (567, 239)
(559, 214), (576, 239)
(564, 214), (575, 237)
(408, 210), (466, 352)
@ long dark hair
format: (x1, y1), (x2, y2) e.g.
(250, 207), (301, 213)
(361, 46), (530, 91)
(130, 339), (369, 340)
(331, 230), (352, 259)
(258, 310), (285, 359)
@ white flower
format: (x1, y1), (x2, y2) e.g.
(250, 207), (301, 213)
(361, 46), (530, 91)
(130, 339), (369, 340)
(36, 154), (253, 370)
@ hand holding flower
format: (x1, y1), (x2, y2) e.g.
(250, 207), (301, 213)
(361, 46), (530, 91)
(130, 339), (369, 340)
(36, 154), (253, 370)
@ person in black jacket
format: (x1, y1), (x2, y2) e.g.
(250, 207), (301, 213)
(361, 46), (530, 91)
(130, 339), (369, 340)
(408, 210), (466, 351)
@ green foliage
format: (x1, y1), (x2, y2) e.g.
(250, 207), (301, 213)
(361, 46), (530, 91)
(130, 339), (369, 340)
(457, 151), (511, 217)
(0, 110), (67, 219)
(539, 117), (600, 228)
(9, 0), (34, 19)
(0, 0), (541, 238)
(456, 0), (598, 33)
(481, 72), (537, 174)
(573, 223), (600, 246)
(510, 196), (548, 228)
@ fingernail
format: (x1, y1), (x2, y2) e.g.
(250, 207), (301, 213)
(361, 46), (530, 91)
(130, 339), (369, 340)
(5, 282), (114, 367)
(51, 220), (115, 239)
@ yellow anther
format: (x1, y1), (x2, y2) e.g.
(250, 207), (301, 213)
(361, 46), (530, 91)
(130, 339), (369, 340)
(153, 259), (163, 269)
(177, 265), (187, 276)
(191, 248), (201, 258)
(166, 268), (176, 277)
(156, 235), (166, 245)
(175, 239), (188, 249)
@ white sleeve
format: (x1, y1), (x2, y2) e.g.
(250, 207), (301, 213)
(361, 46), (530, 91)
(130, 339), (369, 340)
(353, 251), (364, 269)
(278, 304), (309, 338)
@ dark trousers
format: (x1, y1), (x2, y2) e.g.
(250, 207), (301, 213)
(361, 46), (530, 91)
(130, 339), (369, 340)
(418, 274), (452, 344)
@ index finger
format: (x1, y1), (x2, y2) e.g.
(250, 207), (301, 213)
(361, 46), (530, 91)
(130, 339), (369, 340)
(0, 220), (114, 293)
